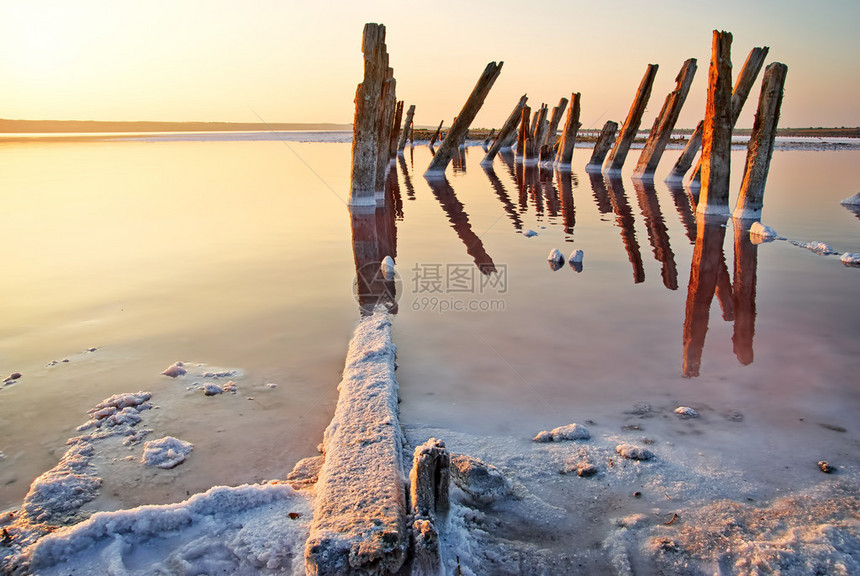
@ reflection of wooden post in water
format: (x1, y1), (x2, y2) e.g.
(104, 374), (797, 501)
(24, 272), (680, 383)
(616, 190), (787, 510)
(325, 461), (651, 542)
(697, 31), (733, 215)
(634, 58), (697, 179)
(605, 177), (645, 283)
(482, 164), (524, 230)
(689, 46), (769, 186)
(515, 160), (528, 212)
(424, 177), (497, 274)
(426, 62), (503, 176)
(350, 204), (399, 316)
(556, 92), (581, 170)
(515, 105), (531, 164)
(397, 104), (415, 152)
(350, 23), (390, 207)
(665, 180), (698, 243)
(386, 159), (404, 221)
(734, 63), (788, 219)
(665, 121), (704, 183)
(604, 64), (658, 174)
(541, 168), (561, 217)
(452, 146), (468, 173)
(556, 170), (576, 236)
(682, 215), (728, 377)
(483, 95), (528, 164)
(732, 219), (758, 365)
(632, 179), (678, 289)
(526, 165), (543, 216)
(397, 155), (416, 201)
(586, 120), (618, 171)
(429, 121), (443, 147)
(587, 172), (613, 215)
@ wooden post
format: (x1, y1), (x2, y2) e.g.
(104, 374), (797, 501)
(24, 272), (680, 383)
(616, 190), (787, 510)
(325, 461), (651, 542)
(733, 63), (787, 219)
(409, 438), (449, 576)
(425, 61), (503, 176)
(697, 31), (733, 215)
(350, 23), (390, 207)
(556, 92), (581, 169)
(585, 120), (618, 171)
(689, 46), (769, 185)
(515, 105), (531, 163)
(375, 69), (397, 196)
(604, 64), (659, 174)
(541, 97), (569, 164)
(483, 128), (495, 146)
(525, 105), (547, 166)
(633, 58), (698, 178)
(481, 96), (527, 166)
(665, 120), (704, 183)
(429, 120), (443, 146)
(397, 104), (415, 152)
(389, 100), (404, 158)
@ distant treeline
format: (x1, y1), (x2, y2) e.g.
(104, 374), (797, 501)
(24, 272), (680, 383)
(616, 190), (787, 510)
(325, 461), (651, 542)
(0, 119), (352, 133)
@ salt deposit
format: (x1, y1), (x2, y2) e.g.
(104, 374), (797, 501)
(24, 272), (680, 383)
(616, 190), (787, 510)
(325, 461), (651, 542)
(840, 252), (860, 267)
(523, 229), (538, 237)
(615, 444), (654, 461)
(568, 249), (584, 263)
(791, 239), (837, 255)
(533, 422), (591, 442)
(160, 362), (186, 378)
(380, 255), (395, 279)
(548, 249), (565, 271)
(141, 436), (194, 469)
(673, 406), (698, 418)
(840, 192), (860, 205)
(749, 221), (779, 241)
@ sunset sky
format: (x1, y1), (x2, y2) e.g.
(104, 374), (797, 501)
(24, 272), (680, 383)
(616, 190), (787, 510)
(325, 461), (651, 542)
(1, 0), (858, 130)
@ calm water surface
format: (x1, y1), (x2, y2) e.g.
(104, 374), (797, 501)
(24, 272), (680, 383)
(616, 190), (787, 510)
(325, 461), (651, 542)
(1, 137), (857, 512)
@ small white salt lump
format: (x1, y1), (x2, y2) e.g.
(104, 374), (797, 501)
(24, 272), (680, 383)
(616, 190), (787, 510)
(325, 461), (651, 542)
(380, 255), (395, 280)
(161, 362), (186, 378)
(569, 249), (584, 264)
(749, 222), (778, 240)
(841, 252), (860, 267)
(141, 436), (193, 469)
(616, 444), (654, 461)
(524, 229), (538, 238)
(674, 406), (698, 418)
(548, 249), (565, 264)
(203, 383), (223, 396)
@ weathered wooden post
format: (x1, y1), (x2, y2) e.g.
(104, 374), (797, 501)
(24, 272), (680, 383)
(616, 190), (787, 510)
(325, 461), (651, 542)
(483, 128), (496, 147)
(515, 104), (531, 163)
(349, 23), (390, 207)
(585, 120), (618, 172)
(425, 61), (503, 176)
(409, 438), (450, 576)
(389, 100), (404, 159)
(525, 105), (548, 166)
(633, 58), (698, 179)
(697, 31), (733, 215)
(397, 104), (415, 152)
(665, 120), (704, 183)
(482, 95), (528, 165)
(733, 62), (787, 219)
(374, 70), (397, 197)
(555, 92), (581, 170)
(689, 46), (769, 185)
(604, 64), (659, 174)
(429, 120), (443, 146)
(540, 97), (568, 163)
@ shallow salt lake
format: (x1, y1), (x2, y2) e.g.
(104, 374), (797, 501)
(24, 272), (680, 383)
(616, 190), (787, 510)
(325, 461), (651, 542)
(1, 136), (858, 518)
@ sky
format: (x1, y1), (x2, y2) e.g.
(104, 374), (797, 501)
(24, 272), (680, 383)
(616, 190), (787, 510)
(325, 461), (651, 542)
(1, 0), (859, 130)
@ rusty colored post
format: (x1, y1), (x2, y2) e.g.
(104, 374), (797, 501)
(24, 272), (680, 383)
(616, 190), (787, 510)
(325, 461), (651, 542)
(585, 120), (618, 171)
(697, 30), (733, 215)
(604, 64), (659, 174)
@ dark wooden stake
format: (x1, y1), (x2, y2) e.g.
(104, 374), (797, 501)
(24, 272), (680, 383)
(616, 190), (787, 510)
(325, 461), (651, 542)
(515, 104), (531, 163)
(429, 120), (443, 146)
(633, 58), (698, 178)
(540, 97), (568, 163)
(733, 62), (787, 219)
(585, 120), (618, 171)
(389, 100), (404, 158)
(665, 120), (704, 183)
(483, 128), (496, 147)
(482, 95), (528, 165)
(525, 104), (547, 166)
(697, 30), (733, 215)
(604, 64), (659, 173)
(350, 23), (390, 207)
(426, 62), (503, 175)
(556, 92), (581, 169)
(689, 46), (769, 185)
(397, 104), (415, 152)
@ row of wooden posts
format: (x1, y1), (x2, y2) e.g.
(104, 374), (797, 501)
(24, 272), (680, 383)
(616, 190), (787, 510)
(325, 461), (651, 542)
(350, 25), (787, 221)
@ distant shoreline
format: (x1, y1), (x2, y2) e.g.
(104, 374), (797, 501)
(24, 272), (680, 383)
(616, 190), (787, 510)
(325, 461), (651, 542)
(1, 119), (858, 139)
